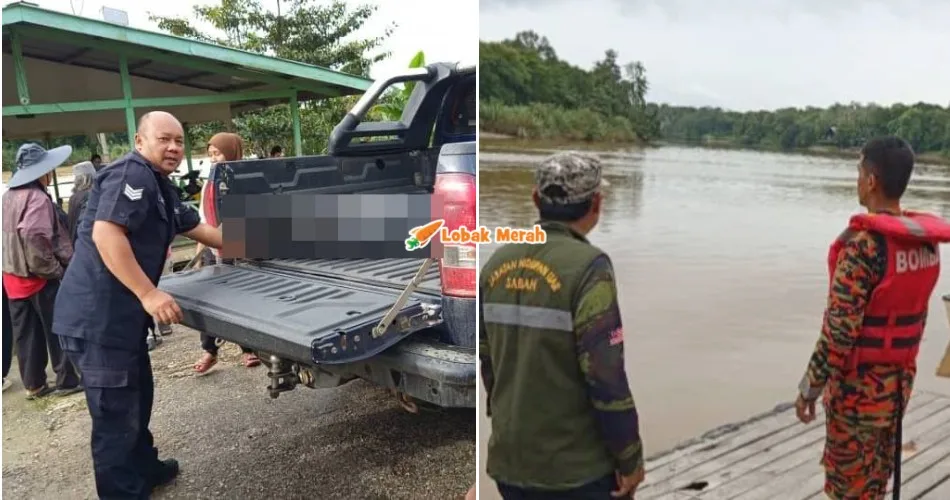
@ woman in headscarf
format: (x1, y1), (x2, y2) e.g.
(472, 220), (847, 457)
(193, 132), (261, 373)
(66, 161), (96, 244)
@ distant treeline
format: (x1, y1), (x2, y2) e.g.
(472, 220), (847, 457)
(479, 31), (658, 143)
(656, 102), (950, 156)
(1, 135), (128, 173)
(479, 31), (950, 158)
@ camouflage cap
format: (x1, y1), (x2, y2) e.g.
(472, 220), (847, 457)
(535, 151), (605, 205)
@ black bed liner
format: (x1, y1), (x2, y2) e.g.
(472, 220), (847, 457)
(159, 263), (442, 365)
(253, 258), (441, 296)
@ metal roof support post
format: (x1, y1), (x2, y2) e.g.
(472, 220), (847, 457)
(10, 29), (31, 105)
(97, 133), (111, 162)
(119, 54), (136, 148)
(183, 122), (193, 173)
(290, 91), (302, 156)
(51, 167), (62, 205)
(43, 133), (63, 204)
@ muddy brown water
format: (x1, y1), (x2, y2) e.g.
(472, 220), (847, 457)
(476, 145), (950, 497)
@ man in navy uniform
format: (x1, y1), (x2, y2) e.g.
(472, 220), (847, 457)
(53, 111), (223, 499)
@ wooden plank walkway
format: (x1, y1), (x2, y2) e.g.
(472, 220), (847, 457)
(639, 391), (950, 499)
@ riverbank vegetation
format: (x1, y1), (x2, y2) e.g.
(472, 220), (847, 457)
(480, 31), (950, 161)
(480, 31), (658, 143)
(656, 102), (950, 159)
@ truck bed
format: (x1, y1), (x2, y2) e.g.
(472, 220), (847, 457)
(159, 62), (477, 408)
(158, 146), (446, 364)
(160, 262), (441, 365)
(255, 258), (441, 296)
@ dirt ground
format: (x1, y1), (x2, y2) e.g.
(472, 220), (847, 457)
(1, 325), (475, 499)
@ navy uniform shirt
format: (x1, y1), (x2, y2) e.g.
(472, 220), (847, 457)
(53, 151), (200, 351)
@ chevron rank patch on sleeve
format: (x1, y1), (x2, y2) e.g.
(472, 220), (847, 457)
(124, 183), (144, 201)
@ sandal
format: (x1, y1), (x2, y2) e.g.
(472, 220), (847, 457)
(52, 385), (84, 397)
(26, 385), (54, 400)
(242, 352), (261, 368)
(193, 353), (218, 374)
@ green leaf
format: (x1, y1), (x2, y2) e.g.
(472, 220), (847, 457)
(404, 50), (426, 97)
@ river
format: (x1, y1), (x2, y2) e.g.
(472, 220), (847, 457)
(476, 145), (950, 498)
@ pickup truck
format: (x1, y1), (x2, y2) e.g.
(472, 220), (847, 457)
(159, 62), (477, 411)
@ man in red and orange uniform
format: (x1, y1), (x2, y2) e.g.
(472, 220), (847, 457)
(795, 136), (950, 499)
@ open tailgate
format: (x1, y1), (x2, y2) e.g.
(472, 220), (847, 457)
(159, 263), (442, 365)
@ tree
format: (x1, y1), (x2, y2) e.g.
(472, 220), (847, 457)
(646, 101), (950, 154)
(479, 33), (658, 142)
(479, 32), (950, 156)
(151, 0), (392, 74)
(148, 0), (396, 155)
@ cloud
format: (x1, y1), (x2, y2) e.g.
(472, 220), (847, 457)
(482, 0), (942, 23)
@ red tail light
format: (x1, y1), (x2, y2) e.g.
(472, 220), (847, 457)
(200, 169), (218, 228)
(435, 173), (476, 298)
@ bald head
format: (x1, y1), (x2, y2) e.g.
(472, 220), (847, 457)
(134, 111), (184, 175)
(137, 111), (183, 136)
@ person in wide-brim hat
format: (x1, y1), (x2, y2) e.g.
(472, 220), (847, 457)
(7, 143), (72, 189)
(2, 142), (82, 400)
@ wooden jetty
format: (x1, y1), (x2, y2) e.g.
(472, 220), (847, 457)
(639, 390), (950, 499)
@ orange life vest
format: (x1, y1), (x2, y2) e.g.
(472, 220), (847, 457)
(827, 211), (950, 371)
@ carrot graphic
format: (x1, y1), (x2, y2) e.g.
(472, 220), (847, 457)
(405, 219), (445, 250)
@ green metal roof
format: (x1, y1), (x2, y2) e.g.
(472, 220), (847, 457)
(1, 1), (373, 98)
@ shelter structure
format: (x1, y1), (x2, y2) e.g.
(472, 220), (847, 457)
(2, 1), (372, 200)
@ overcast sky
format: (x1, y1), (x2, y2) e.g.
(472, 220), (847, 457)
(480, 0), (950, 111)
(5, 0), (477, 80)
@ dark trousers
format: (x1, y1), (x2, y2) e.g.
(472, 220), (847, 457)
(59, 336), (161, 500)
(497, 474), (619, 500)
(3, 286), (12, 379)
(200, 333), (252, 355)
(8, 280), (80, 391)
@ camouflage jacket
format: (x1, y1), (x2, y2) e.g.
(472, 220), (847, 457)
(801, 229), (914, 427)
(480, 221), (644, 488)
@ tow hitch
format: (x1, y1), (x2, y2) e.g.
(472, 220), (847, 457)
(266, 355), (299, 399)
(394, 390), (419, 414)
